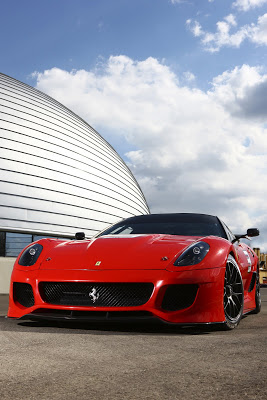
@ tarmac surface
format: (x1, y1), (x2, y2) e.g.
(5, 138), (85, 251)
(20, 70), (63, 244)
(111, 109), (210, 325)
(0, 290), (266, 400)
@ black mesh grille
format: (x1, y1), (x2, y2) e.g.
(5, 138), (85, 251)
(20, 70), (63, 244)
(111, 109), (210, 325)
(39, 282), (154, 307)
(13, 282), (35, 308)
(161, 284), (198, 311)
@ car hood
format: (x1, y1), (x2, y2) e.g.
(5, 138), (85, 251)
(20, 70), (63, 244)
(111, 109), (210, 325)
(39, 234), (202, 271)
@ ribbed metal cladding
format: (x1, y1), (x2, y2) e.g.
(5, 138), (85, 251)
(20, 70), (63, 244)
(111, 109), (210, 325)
(0, 73), (149, 238)
(13, 282), (35, 308)
(161, 284), (198, 311)
(39, 282), (154, 307)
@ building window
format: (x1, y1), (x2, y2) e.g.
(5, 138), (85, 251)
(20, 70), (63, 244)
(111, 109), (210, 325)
(6, 232), (32, 257)
(0, 232), (5, 257)
(0, 231), (72, 258)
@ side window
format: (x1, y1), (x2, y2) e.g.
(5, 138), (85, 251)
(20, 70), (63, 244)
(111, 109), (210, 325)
(220, 220), (235, 242)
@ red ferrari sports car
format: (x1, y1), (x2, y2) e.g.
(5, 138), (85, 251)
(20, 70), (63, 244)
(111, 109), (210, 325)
(8, 213), (261, 329)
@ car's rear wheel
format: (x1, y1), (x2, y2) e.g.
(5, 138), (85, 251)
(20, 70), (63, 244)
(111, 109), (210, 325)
(223, 255), (244, 330)
(251, 268), (261, 314)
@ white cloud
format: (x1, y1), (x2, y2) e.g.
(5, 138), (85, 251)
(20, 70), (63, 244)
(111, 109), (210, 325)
(250, 13), (267, 44)
(224, 14), (237, 26)
(183, 71), (196, 82)
(33, 56), (267, 250)
(233, 0), (267, 11)
(186, 19), (203, 37)
(187, 13), (267, 51)
(210, 64), (267, 121)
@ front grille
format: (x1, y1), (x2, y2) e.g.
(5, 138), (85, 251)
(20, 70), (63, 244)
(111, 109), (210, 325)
(13, 282), (35, 308)
(161, 284), (198, 311)
(39, 282), (154, 307)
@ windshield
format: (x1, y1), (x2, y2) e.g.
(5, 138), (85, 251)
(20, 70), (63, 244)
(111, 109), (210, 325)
(97, 215), (227, 238)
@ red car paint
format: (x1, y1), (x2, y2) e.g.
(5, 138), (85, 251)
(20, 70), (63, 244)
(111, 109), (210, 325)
(8, 226), (259, 325)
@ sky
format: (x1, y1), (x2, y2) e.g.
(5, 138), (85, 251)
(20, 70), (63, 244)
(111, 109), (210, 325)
(1, 0), (267, 249)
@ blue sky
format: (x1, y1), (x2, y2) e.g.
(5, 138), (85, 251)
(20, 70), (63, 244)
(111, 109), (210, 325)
(1, 0), (266, 87)
(1, 0), (267, 248)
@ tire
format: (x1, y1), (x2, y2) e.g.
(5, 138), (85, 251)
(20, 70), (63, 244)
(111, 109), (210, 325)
(223, 255), (244, 330)
(251, 268), (261, 314)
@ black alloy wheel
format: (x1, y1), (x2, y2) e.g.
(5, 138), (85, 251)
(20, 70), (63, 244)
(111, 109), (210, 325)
(223, 255), (244, 330)
(251, 267), (261, 314)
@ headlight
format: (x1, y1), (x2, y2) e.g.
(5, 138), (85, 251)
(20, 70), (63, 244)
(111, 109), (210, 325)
(18, 243), (43, 266)
(174, 241), (210, 266)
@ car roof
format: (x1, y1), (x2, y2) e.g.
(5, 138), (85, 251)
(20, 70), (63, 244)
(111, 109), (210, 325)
(122, 213), (219, 224)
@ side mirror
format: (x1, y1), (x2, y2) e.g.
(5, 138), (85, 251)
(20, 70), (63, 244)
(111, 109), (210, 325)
(247, 228), (259, 237)
(232, 228), (260, 243)
(75, 232), (85, 240)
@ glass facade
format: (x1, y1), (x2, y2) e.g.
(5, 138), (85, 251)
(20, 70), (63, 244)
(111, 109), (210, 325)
(5, 232), (32, 257)
(0, 231), (70, 258)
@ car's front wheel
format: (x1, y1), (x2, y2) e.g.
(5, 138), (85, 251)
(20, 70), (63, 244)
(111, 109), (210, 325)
(223, 255), (244, 330)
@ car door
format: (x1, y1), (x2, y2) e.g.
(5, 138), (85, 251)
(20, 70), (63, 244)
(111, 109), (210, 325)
(234, 242), (253, 289)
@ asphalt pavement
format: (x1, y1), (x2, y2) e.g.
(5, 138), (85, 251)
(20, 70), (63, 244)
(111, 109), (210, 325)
(0, 290), (266, 400)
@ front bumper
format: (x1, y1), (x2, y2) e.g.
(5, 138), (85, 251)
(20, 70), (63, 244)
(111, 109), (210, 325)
(8, 267), (226, 324)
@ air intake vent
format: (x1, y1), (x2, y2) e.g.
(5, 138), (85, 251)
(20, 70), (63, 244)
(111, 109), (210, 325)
(161, 284), (198, 311)
(248, 272), (256, 292)
(13, 282), (35, 308)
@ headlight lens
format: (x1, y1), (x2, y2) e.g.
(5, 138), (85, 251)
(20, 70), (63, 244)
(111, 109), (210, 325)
(174, 241), (210, 266)
(18, 243), (43, 266)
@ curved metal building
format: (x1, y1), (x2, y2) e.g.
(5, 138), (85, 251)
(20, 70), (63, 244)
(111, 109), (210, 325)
(0, 73), (149, 241)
